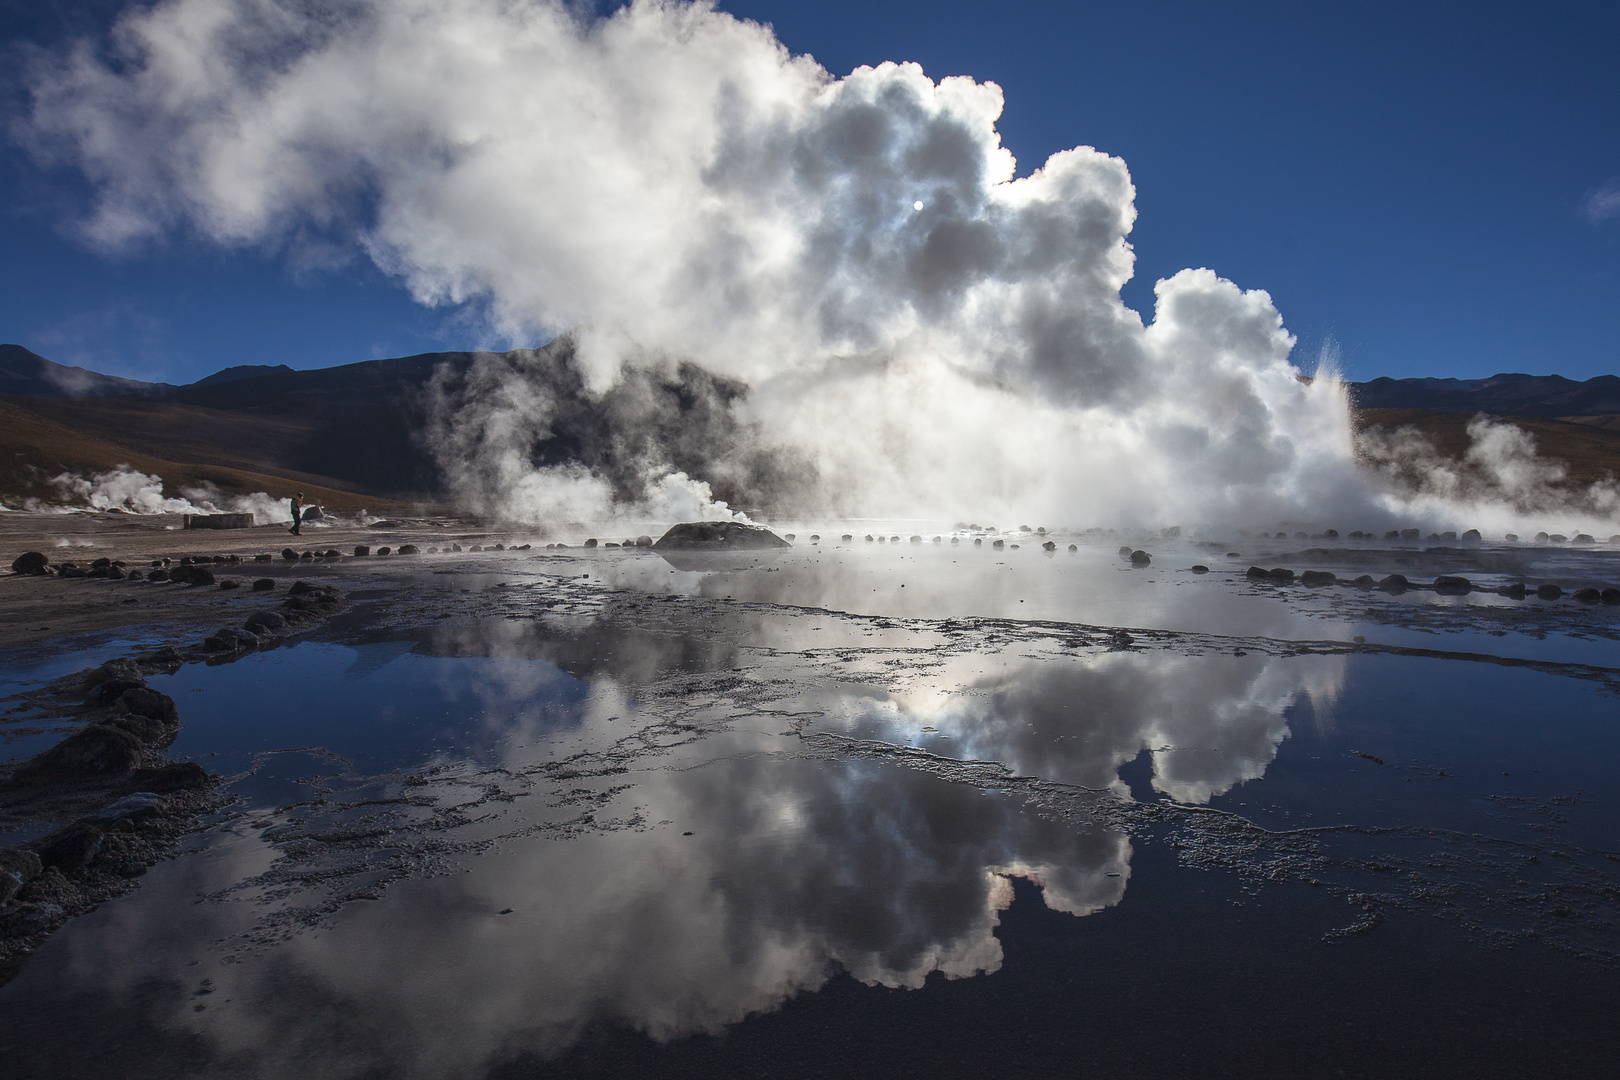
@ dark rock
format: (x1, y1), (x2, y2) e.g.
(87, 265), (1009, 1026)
(583, 538), (598, 548)
(398, 544), (420, 555)
(1118, 546), (1132, 556)
(1536, 584), (1562, 600)
(377, 547), (391, 556)
(172, 564), (216, 586)
(281, 548), (300, 561)
(1573, 587), (1601, 603)
(129, 761), (211, 792)
(91, 556), (112, 570)
(88, 658), (144, 687)
(653, 522), (790, 551)
(1350, 574), (1376, 589)
(36, 824), (104, 871)
(58, 566), (88, 578)
(204, 627), (259, 652)
(118, 687), (179, 726)
(1042, 541), (1057, 551)
(1439, 531), (1457, 541)
(1301, 571), (1336, 586)
(218, 578), (240, 590)
(1601, 588), (1620, 605)
(451, 543), (462, 552)
(492, 543), (505, 551)
(255, 553), (273, 562)
(1246, 566), (1270, 580)
(1574, 533), (1595, 544)
(354, 545), (370, 556)
(147, 568), (170, 582)
(1378, 574), (1409, 592)
(251, 578), (276, 591)
(1497, 582), (1528, 599)
(1384, 531), (1400, 540)
(301, 551), (314, 560)
(89, 678), (147, 706)
(83, 792), (166, 826)
(1400, 529), (1420, 540)
(1267, 567), (1295, 583)
(139, 646), (184, 666)
(636, 536), (654, 547)
(11, 551), (50, 575)
(1434, 575), (1471, 595)
(125, 569), (143, 581)
(1130, 550), (1151, 566)
(1461, 529), (1481, 542)
(0, 849), (43, 903)
(1549, 534), (1567, 543)
(288, 580), (316, 596)
(108, 565), (127, 580)
(16, 724), (145, 782)
(323, 549), (341, 558)
(245, 610), (288, 633)
(992, 539), (1005, 549)
(1323, 529), (1339, 539)
(1190, 564), (1209, 574)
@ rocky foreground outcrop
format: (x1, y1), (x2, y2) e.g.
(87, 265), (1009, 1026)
(652, 522), (790, 551)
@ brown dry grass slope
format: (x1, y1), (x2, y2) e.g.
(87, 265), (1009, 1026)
(0, 396), (411, 511)
(1354, 408), (1620, 486)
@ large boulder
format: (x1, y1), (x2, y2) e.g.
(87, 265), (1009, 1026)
(1433, 575), (1472, 596)
(653, 522), (790, 552)
(15, 724), (145, 782)
(11, 551), (50, 575)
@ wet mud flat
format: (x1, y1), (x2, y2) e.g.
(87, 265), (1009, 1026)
(2, 523), (1620, 1077)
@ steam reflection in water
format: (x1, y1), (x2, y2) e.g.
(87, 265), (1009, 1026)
(5, 607), (1354, 1077)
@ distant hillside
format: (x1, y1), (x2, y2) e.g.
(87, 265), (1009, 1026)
(1354, 408), (1620, 486)
(0, 343), (171, 398)
(190, 363), (295, 387)
(1349, 373), (1620, 417)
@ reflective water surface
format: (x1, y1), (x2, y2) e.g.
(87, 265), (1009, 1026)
(3, 540), (1619, 1078)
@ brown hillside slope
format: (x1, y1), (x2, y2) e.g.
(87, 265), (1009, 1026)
(0, 397), (410, 511)
(1354, 408), (1620, 486)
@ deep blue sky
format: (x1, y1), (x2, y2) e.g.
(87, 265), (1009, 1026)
(1, 0), (1616, 385)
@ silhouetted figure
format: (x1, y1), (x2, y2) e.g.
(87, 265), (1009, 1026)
(289, 492), (304, 536)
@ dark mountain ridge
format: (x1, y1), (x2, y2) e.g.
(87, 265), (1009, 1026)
(1348, 372), (1620, 417)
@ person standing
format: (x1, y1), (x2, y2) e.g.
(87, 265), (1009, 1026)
(289, 492), (304, 536)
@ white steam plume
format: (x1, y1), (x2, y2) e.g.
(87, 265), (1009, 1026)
(21, 0), (1617, 531)
(44, 465), (294, 522)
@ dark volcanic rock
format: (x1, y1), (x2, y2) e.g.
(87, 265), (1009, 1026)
(1497, 582), (1528, 599)
(89, 678), (146, 706)
(653, 522), (790, 551)
(1434, 575), (1472, 595)
(129, 761), (211, 792)
(244, 610), (288, 634)
(288, 580), (316, 596)
(36, 824), (104, 871)
(1300, 571), (1336, 586)
(354, 545), (370, 556)
(11, 551), (49, 575)
(147, 568), (170, 582)
(1602, 588), (1620, 605)
(1572, 587), (1601, 603)
(1267, 568), (1295, 583)
(1190, 564), (1208, 573)
(1536, 584), (1563, 600)
(1130, 550), (1151, 566)
(398, 544), (420, 555)
(16, 725), (145, 782)
(251, 578), (276, 591)
(204, 627), (259, 652)
(1246, 566), (1270, 580)
(171, 564), (215, 586)
(281, 548), (300, 561)
(1378, 574), (1409, 592)
(1350, 574), (1376, 588)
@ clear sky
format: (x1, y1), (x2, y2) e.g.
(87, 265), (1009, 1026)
(1, 0), (1616, 385)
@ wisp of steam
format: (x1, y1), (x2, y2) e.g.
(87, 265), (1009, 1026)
(21, 0), (1619, 532)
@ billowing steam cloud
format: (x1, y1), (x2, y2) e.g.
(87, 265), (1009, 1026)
(20, 0), (1618, 530)
(45, 465), (293, 522)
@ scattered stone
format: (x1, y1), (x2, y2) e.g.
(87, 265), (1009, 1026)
(218, 579), (239, 590)
(398, 544), (419, 555)
(58, 566), (88, 579)
(108, 566), (127, 580)
(89, 678), (146, 706)
(10, 551), (50, 575)
(992, 539), (1005, 550)
(1246, 566), (1269, 580)
(139, 646), (183, 667)
(584, 538), (598, 548)
(636, 536), (654, 547)
(354, 545), (370, 556)
(124, 569), (143, 581)
(1268, 567), (1295, 583)
(1190, 565), (1209, 574)
(287, 580), (316, 596)
(1536, 584), (1562, 600)
(1461, 529), (1481, 542)
(910, 535), (922, 543)
(255, 553), (273, 563)
(244, 610), (288, 634)
(1574, 533), (1595, 544)
(281, 548), (300, 561)
(251, 578), (276, 592)
(1378, 574), (1409, 592)
(128, 761), (210, 792)
(1130, 550), (1151, 566)
(170, 564), (216, 586)
(1497, 583), (1528, 599)
(1601, 588), (1620, 605)
(1350, 574), (1376, 589)
(1434, 575), (1471, 595)
(1118, 546), (1132, 556)
(1067, 544), (1077, 552)
(36, 824), (104, 871)
(1301, 570), (1336, 586)
(204, 627), (259, 652)
(377, 546), (392, 556)
(1400, 529), (1419, 540)
(1573, 587), (1601, 603)
(1042, 541), (1057, 551)
(147, 569), (170, 582)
